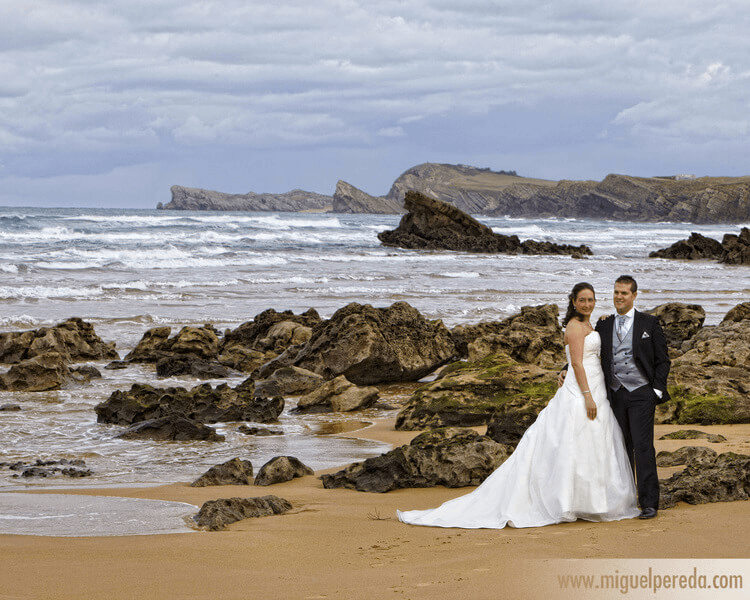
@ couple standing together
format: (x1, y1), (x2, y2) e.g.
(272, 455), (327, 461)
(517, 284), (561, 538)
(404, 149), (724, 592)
(398, 275), (671, 529)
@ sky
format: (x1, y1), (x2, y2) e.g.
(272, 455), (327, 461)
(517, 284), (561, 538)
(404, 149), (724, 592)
(1, 0), (749, 208)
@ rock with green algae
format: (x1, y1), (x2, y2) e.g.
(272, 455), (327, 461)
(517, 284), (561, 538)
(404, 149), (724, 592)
(394, 353), (556, 431)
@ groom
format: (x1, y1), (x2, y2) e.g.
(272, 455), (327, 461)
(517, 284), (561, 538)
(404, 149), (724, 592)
(596, 275), (670, 520)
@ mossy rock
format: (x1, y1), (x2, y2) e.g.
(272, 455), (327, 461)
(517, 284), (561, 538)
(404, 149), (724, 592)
(656, 386), (750, 425)
(395, 353), (556, 430)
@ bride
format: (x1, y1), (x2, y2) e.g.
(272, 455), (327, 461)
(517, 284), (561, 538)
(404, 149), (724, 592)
(397, 282), (640, 529)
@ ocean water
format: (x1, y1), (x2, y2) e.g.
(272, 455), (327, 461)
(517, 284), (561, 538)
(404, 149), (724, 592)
(1, 207), (748, 494)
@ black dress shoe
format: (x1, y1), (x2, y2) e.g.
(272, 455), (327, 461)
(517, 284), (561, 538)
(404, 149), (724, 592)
(639, 507), (658, 520)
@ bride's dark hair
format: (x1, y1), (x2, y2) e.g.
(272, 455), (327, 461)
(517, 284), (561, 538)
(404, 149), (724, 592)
(563, 282), (595, 326)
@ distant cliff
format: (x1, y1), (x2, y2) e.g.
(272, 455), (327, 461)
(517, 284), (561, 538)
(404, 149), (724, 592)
(159, 186), (332, 212)
(382, 164), (750, 223)
(331, 180), (403, 214)
(161, 163), (750, 223)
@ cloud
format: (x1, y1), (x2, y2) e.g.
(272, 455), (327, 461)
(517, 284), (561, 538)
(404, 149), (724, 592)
(1, 0), (750, 206)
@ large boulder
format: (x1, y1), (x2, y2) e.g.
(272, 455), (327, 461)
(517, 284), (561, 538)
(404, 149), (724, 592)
(155, 355), (233, 379)
(253, 366), (325, 398)
(294, 376), (379, 413)
(648, 232), (724, 260)
(95, 380), (284, 426)
(193, 495), (293, 531)
(721, 227), (750, 265)
(320, 427), (512, 493)
(254, 456), (314, 486)
(220, 309), (321, 354)
(268, 301), (457, 385)
(124, 325), (220, 363)
(191, 458), (254, 487)
(659, 452), (750, 508)
(659, 308), (750, 424)
(0, 352), (72, 391)
(395, 353), (556, 431)
(0, 318), (118, 365)
(645, 302), (706, 349)
(450, 304), (564, 368)
(116, 416), (225, 442)
(722, 302), (750, 323)
(377, 190), (592, 256)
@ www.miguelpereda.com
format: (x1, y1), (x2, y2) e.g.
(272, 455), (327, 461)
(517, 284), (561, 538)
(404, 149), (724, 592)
(557, 567), (743, 594)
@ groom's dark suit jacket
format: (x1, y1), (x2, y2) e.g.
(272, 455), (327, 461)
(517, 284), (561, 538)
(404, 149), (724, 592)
(595, 310), (671, 404)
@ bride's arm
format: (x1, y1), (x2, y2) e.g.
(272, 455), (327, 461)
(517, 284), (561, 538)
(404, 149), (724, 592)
(564, 320), (597, 421)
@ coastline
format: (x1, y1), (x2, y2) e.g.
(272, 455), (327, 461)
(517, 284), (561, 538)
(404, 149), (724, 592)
(1, 419), (749, 599)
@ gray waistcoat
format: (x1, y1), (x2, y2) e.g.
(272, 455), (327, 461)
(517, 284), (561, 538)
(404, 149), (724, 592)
(611, 323), (649, 392)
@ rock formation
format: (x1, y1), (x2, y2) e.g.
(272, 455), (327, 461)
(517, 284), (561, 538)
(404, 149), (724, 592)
(377, 191), (592, 256)
(450, 304), (565, 368)
(650, 228), (750, 265)
(659, 452), (750, 508)
(384, 164), (750, 223)
(293, 375), (379, 413)
(160, 162), (750, 223)
(191, 458), (255, 487)
(193, 495), (293, 531)
(0, 318), (118, 364)
(261, 301), (457, 385)
(116, 416), (225, 442)
(645, 303), (706, 349)
(331, 180), (403, 214)
(161, 186), (331, 212)
(254, 456), (314, 486)
(95, 381), (284, 426)
(395, 353), (556, 431)
(320, 427), (512, 493)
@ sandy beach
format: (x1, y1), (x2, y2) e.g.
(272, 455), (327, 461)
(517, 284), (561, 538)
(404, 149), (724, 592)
(1, 420), (749, 600)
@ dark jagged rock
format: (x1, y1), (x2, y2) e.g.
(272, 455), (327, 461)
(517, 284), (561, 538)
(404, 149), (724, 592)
(237, 425), (283, 436)
(659, 452), (750, 508)
(3, 458), (92, 479)
(649, 233), (724, 260)
(646, 303), (706, 348)
(293, 375), (379, 413)
(191, 458), (254, 487)
(125, 325), (220, 363)
(162, 185), (331, 212)
(0, 352), (72, 392)
(0, 318), (118, 365)
(219, 309), (321, 372)
(254, 456), (314, 486)
(378, 191), (592, 256)
(659, 307), (750, 424)
(656, 446), (718, 467)
(155, 355), (233, 379)
(193, 495), (293, 531)
(253, 366), (324, 398)
(395, 353), (556, 431)
(722, 302), (750, 323)
(721, 227), (750, 265)
(320, 427), (512, 493)
(450, 304), (565, 368)
(95, 381), (284, 426)
(264, 301), (456, 386)
(116, 416), (225, 442)
(650, 227), (750, 265)
(659, 430), (727, 443)
(0, 404), (21, 411)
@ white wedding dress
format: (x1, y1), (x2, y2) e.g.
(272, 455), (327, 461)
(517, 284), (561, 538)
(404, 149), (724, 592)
(397, 331), (640, 528)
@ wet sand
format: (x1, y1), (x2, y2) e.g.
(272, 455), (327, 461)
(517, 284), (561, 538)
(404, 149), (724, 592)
(1, 421), (749, 599)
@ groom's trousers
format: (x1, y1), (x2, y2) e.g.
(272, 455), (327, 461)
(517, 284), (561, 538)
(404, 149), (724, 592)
(610, 384), (659, 510)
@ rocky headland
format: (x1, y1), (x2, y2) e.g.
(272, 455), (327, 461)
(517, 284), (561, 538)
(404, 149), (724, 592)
(159, 185), (332, 212)
(161, 162), (750, 223)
